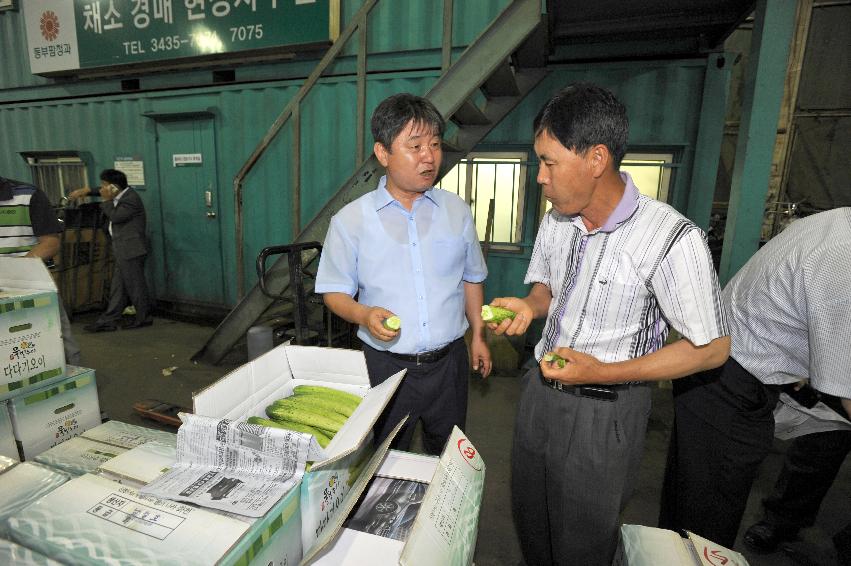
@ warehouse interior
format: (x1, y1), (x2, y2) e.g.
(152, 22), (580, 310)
(1, 0), (850, 564)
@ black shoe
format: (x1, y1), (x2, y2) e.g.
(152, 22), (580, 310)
(83, 322), (118, 333)
(122, 319), (153, 330)
(744, 520), (798, 553)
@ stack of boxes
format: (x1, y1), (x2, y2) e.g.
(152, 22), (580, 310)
(0, 258), (102, 463)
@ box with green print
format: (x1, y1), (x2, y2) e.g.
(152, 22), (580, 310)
(0, 258), (65, 401)
(8, 366), (100, 460)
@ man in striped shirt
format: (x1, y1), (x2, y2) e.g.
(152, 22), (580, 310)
(488, 83), (730, 566)
(0, 176), (81, 365)
(659, 208), (851, 550)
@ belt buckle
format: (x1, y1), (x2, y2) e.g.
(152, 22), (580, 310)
(415, 352), (423, 366)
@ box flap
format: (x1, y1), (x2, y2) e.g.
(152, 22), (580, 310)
(313, 370), (405, 469)
(400, 427), (486, 566)
(375, 450), (438, 483)
(300, 417), (408, 566)
(0, 258), (57, 292)
(687, 531), (750, 566)
(285, 345), (371, 386)
(193, 345), (296, 419)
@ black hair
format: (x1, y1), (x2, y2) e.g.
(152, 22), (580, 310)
(370, 93), (445, 151)
(533, 83), (629, 169)
(99, 169), (128, 189)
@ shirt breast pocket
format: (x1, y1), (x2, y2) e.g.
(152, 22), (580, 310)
(430, 236), (466, 278)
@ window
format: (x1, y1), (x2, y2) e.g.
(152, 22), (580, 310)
(437, 152), (528, 247)
(539, 151), (675, 217)
(620, 152), (674, 202)
(20, 152), (90, 206)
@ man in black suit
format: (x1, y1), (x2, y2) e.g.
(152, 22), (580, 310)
(69, 169), (152, 331)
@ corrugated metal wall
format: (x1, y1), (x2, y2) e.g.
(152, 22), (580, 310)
(1, 1), (710, 309)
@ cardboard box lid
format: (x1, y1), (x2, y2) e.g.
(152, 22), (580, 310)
(0, 462), (70, 526)
(6, 473), (250, 566)
(0, 257), (57, 293)
(193, 344), (405, 470)
(81, 420), (177, 449)
(34, 436), (127, 477)
(97, 441), (176, 485)
(618, 525), (751, 566)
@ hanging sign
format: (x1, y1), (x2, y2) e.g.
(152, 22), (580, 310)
(24, 0), (338, 75)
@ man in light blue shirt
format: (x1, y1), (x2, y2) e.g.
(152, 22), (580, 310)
(316, 93), (492, 454)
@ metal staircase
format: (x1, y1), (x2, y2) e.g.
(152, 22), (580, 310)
(194, 0), (549, 364)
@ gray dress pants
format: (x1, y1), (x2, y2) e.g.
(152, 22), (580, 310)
(512, 368), (651, 566)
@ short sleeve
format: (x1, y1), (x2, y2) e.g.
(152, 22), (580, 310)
(650, 226), (728, 346)
(315, 215), (359, 296)
(29, 189), (63, 236)
(461, 211), (487, 283)
(524, 212), (552, 286)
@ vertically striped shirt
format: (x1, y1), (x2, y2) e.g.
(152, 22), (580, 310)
(724, 207), (851, 399)
(527, 172), (727, 368)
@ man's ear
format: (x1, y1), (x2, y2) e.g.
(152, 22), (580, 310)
(374, 142), (390, 167)
(588, 144), (611, 178)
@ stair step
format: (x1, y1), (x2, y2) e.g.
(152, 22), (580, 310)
(482, 59), (521, 98)
(450, 100), (492, 127)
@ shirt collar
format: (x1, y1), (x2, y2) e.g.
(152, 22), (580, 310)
(113, 187), (130, 203)
(598, 171), (640, 233)
(373, 175), (439, 211)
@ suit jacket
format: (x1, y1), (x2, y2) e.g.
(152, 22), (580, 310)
(100, 188), (148, 261)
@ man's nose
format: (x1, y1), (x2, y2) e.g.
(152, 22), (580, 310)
(421, 146), (437, 163)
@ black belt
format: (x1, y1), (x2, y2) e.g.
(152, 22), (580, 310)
(543, 377), (622, 402)
(386, 340), (457, 365)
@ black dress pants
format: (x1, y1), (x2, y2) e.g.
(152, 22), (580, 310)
(659, 357), (782, 548)
(362, 338), (468, 455)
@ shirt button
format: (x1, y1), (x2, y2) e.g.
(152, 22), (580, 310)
(422, 322), (427, 327)
(412, 242), (417, 247)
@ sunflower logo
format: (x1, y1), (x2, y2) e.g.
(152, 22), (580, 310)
(40, 11), (60, 42)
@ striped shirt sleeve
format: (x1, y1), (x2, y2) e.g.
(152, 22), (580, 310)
(649, 225), (727, 346)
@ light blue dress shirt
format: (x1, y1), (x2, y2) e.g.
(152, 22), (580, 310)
(316, 176), (487, 354)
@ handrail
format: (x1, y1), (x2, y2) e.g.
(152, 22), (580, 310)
(233, 0), (455, 298)
(234, 0), (378, 298)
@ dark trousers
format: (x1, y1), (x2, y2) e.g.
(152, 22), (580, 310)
(512, 368), (651, 566)
(659, 357), (782, 547)
(98, 254), (151, 325)
(362, 338), (468, 455)
(762, 428), (851, 531)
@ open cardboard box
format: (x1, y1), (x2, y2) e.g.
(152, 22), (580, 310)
(614, 524), (750, 566)
(192, 343), (406, 565)
(0, 258), (65, 401)
(305, 426), (486, 566)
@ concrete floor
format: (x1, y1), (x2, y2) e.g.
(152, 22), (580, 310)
(71, 314), (850, 566)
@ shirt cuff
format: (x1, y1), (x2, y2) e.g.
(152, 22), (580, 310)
(315, 283), (357, 296)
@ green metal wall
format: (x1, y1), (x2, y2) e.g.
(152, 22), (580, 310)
(1, 2), (712, 311)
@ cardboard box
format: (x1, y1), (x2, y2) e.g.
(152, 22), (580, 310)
(0, 538), (63, 566)
(81, 420), (177, 449)
(193, 343), (406, 564)
(34, 436), (127, 477)
(8, 366), (101, 460)
(0, 402), (18, 461)
(0, 258), (65, 401)
(96, 439), (304, 566)
(614, 524), (750, 566)
(306, 427), (486, 566)
(0, 455), (16, 474)
(6, 473), (251, 566)
(0, 461), (70, 538)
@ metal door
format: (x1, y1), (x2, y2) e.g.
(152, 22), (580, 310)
(155, 118), (225, 305)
